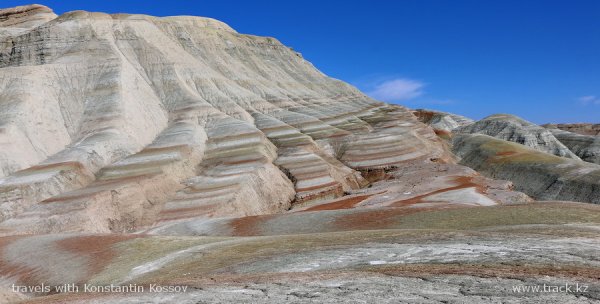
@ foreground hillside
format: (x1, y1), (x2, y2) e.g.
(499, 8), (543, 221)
(0, 5), (598, 303)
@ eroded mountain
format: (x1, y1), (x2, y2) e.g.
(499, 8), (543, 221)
(0, 5), (599, 303)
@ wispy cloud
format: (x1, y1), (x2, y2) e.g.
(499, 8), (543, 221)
(367, 78), (425, 102)
(357, 76), (456, 107)
(579, 95), (600, 105)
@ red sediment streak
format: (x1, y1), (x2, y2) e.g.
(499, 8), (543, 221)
(138, 144), (190, 154)
(229, 214), (277, 236)
(56, 235), (140, 283)
(295, 181), (340, 192)
(222, 157), (265, 166)
(95, 173), (159, 184)
(41, 174), (158, 204)
(41, 191), (97, 204)
(434, 129), (451, 137)
(489, 150), (525, 164)
(0, 236), (41, 286)
(259, 126), (290, 133)
(172, 104), (212, 113)
(303, 193), (375, 211)
(389, 176), (486, 207)
(495, 151), (518, 156)
(344, 149), (416, 162)
(295, 185), (344, 204)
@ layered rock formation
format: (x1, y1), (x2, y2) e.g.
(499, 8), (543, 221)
(0, 4), (384, 233)
(543, 123), (600, 136)
(413, 108), (474, 133)
(452, 133), (600, 204)
(455, 114), (581, 159)
(0, 5), (599, 304)
(0, 4), (56, 29)
(547, 128), (600, 164)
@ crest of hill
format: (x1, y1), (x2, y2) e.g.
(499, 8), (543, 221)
(0, 4), (57, 29)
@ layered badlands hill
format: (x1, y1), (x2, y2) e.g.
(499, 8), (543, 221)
(454, 114), (581, 159)
(452, 133), (600, 204)
(543, 123), (600, 136)
(0, 5), (599, 303)
(546, 128), (600, 164)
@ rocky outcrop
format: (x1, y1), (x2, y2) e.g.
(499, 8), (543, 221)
(148, 159), (533, 236)
(543, 123), (600, 136)
(413, 109), (474, 134)
(455, 114), (581, 159)
(452, 133), (600, 204)
(547, 128), (600, 164)
(0, 4), (56, 29)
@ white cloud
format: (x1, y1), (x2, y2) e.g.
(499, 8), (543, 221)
(579, 95), (600, 105)
(367, 78), (424, 102)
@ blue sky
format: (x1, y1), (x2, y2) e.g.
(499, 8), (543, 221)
(5, 1), (599, 123)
